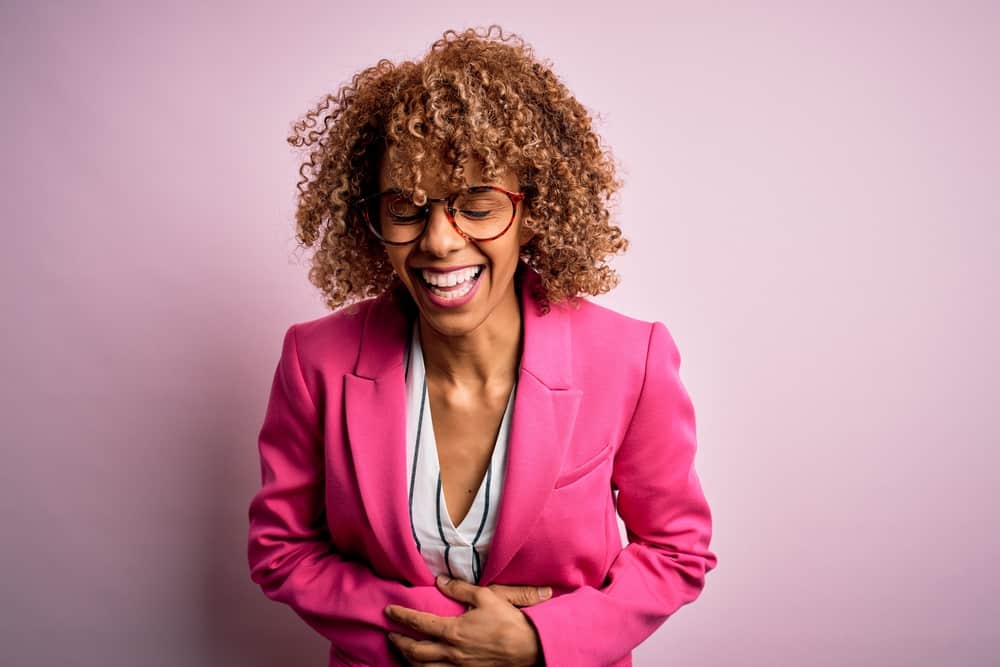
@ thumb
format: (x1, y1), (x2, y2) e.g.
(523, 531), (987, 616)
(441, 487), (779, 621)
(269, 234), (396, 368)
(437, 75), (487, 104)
(434, 575), (481, 605)
(487, 583), (553, 607)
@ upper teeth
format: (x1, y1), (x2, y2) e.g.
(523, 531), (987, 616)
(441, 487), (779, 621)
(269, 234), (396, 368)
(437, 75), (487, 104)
(421, 266), (482, 287)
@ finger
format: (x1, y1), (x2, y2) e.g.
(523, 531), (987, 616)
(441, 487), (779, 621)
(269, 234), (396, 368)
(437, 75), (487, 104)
(488, 583), (554, 607)
(385, 605), (452, 639)
(434, 574), (488, 607)
(388, 633), (462, 665)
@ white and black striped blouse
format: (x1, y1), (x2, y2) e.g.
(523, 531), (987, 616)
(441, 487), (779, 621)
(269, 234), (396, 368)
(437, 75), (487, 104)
(404, 318), (517, 584)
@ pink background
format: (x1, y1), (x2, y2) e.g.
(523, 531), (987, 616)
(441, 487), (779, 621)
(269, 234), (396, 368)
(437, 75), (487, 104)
(3, 1), (997, 665)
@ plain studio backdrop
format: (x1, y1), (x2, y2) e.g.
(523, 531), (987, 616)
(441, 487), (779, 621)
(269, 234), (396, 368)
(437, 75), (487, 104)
(2, 1), (996, 666)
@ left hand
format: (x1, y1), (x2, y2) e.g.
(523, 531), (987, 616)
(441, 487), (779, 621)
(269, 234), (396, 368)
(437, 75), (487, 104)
(384, 575), (543, 666)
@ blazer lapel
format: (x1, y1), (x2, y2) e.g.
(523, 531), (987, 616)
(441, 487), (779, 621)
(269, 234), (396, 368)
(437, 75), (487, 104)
(343, 260), (582, 587)
(478, 264), (582, 585)
(343, 284), (427, 584)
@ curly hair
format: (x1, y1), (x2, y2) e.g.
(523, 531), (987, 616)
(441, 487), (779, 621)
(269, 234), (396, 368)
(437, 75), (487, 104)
(287, 24), (628, 315)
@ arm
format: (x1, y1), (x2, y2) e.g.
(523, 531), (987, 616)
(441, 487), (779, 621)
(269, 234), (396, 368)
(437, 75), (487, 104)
(247, 324), (466, 663)
(520, 321), (719, 666)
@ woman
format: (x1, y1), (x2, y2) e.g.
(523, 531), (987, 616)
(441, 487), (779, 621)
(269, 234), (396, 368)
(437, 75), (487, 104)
(247, 26), (718, 667)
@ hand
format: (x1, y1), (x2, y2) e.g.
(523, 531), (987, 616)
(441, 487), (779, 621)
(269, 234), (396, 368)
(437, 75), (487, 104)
(384, 575), (550, 666)
(485, 581), (555, 608)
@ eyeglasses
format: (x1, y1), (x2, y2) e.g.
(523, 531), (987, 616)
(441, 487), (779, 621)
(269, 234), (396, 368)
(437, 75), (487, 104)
(352, 185), (526, 245)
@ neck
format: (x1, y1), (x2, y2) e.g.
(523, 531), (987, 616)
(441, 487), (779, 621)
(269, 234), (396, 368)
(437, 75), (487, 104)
(417, 284), (523, 391)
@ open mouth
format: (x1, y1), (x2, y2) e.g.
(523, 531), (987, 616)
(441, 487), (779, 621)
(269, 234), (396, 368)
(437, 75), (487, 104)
(414, 265), (485, 301)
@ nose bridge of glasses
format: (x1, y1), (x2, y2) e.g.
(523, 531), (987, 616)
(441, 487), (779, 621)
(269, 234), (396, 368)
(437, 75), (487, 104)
(421, 195), (458, 224)
(421, 199), (465, 249)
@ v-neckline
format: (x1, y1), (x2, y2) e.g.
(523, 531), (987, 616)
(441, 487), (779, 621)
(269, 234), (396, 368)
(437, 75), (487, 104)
(410, 319), (516, 537)
(424, 379), (516, 535)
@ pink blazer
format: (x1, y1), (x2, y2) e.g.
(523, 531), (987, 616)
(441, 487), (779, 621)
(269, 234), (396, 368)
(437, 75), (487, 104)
(247, 260), (718, 667)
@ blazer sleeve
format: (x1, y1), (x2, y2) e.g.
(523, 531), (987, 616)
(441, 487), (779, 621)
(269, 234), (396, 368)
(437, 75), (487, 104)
(246, 324), (467, 664)
(520, 320), (719, 666)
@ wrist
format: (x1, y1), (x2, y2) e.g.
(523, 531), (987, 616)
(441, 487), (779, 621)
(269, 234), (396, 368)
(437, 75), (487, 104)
(518, 611), (545, 666)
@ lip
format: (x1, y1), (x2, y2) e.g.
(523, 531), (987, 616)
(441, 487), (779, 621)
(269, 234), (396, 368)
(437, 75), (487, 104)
(411, 263), (485, 274)
(412, 265), (485, 309)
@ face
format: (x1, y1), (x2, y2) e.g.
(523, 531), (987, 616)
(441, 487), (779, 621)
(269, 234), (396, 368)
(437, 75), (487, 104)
(376, 147), (534, 337)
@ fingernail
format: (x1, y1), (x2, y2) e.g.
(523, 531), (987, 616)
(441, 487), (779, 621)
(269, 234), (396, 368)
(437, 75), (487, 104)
(437, 575), (451, 585)
(538, 586), (552, 599)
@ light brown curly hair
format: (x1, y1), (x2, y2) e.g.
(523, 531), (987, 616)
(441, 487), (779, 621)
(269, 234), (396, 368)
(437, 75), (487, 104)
(287, 24), (629, 315)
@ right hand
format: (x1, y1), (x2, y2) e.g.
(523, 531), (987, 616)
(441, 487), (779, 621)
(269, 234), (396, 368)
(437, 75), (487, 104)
(387, 581), (552, 666)
(485, 583), (554, 608)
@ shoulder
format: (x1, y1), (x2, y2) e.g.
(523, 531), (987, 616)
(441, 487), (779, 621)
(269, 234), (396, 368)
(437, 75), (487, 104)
(562, 296), (659, 349)
(561, 297), (684, 378)
(279, 296), (379, 369)
(563, 296), (649, 329)
(292, 296), (375, 338)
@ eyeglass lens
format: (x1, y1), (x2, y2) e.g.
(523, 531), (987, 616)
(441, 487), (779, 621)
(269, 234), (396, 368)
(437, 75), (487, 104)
(367, 189), (514, 243)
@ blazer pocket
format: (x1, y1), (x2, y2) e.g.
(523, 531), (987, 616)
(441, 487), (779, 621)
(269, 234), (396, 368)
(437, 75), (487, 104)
(553, 441), (614, 489)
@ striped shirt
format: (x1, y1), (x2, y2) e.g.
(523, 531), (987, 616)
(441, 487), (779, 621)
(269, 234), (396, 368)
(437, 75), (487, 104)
(403, 318), (517, 584)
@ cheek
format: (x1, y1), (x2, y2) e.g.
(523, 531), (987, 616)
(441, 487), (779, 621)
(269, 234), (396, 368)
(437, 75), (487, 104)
(486, 248), (518, 278)
(484, 241), (521, 269)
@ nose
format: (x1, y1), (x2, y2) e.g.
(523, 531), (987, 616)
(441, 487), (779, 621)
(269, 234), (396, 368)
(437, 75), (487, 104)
(418, 198), (466, 256)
